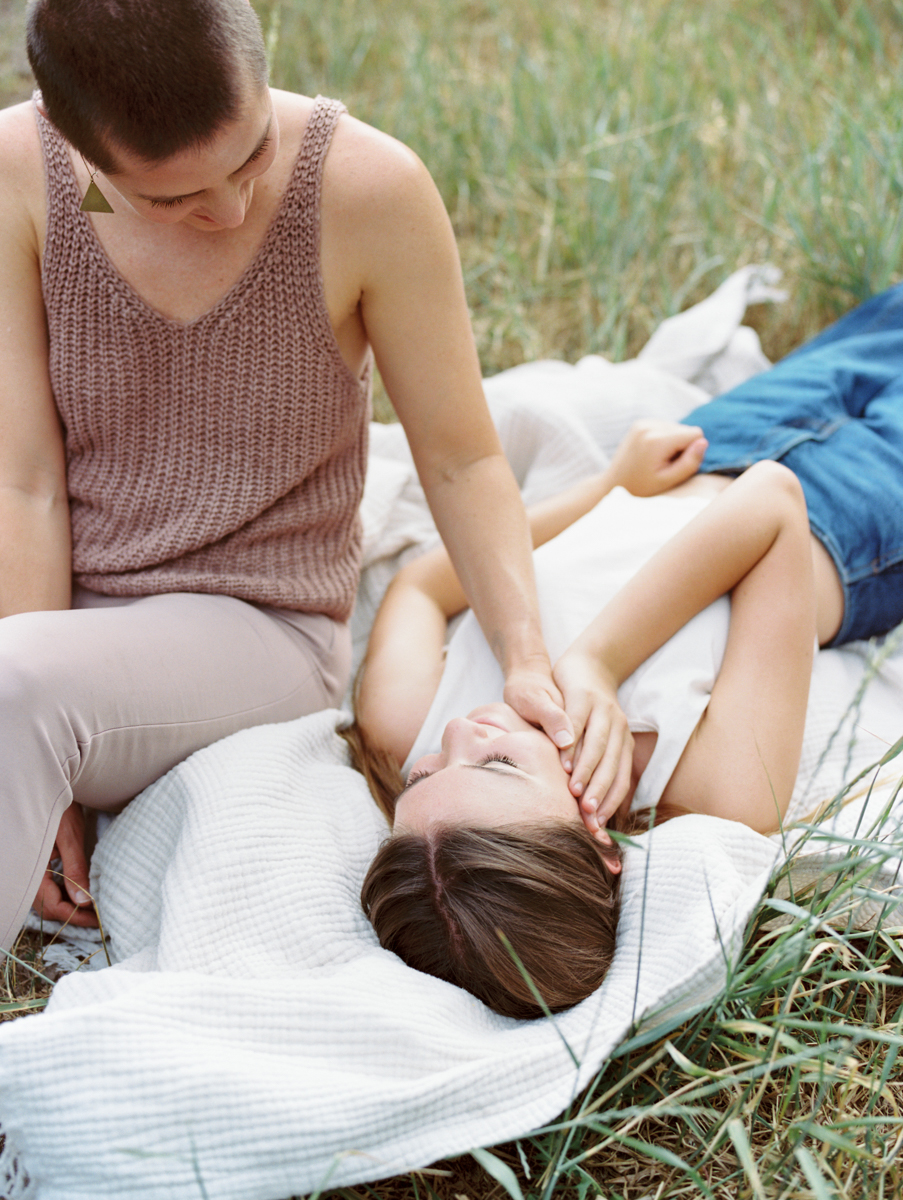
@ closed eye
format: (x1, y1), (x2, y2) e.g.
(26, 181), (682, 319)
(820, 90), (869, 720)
(479, 753), (519, 771)
(401, 768), (431, 792)
(398, 752), (521, 796)
(141, 126), (273, 208)
(243, 135), (272, 166)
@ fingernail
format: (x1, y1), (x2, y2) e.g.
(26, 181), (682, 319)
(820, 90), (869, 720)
(553, 731), (572, 749)
(563, 759), (573, 773)
(73, 890), (90, 905)
(571, 779), (583, 796)
(585, 795), (597, 811)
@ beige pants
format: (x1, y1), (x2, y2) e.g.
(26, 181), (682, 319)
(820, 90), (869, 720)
(0, 587), (351, 950)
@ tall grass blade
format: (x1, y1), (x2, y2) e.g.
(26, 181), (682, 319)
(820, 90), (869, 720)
(470, 1147), (524, 1200)
(496, 928), (580, 1069)
(725, 1117), (767, 1199)
(794, 1144), (837, 1199)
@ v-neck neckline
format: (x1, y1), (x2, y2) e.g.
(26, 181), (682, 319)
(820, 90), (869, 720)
(44, 97), (327, 332)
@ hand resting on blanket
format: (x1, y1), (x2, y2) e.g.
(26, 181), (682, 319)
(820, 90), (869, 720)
(33, 803), (97, 929)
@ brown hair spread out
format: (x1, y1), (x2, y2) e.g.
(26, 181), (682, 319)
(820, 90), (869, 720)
(361, 822), (623, 1020)
(27, 0), (268, 172)
(342, 722), (678, 1021)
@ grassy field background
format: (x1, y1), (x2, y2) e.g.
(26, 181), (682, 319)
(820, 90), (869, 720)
(3, 0), (903, 1197)
(261, 0), (903, 385)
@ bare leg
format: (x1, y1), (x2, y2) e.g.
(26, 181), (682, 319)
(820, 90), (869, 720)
(812, 537), (844, 646)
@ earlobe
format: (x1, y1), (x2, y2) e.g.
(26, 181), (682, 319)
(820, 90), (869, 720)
(601, 849), (622, 875)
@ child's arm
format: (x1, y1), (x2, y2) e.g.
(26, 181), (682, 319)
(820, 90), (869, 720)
(356, 421), (708, 767)
(556, 460), (817, 835)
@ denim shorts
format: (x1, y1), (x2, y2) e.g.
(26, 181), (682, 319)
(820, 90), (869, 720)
(683, 282), (903, 646)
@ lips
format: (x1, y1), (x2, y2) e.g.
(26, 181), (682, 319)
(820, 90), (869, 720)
(465, 708), (509, 732)
(466, 702), (536, 734)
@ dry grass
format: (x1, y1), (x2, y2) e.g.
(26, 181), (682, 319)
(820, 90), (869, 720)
(262, 0), (903, 380)
(3, 1), (903, 1196)
(1, 928), (52, 1025)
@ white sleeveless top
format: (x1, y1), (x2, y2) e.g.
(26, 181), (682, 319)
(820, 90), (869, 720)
(405, 487), (730, 810)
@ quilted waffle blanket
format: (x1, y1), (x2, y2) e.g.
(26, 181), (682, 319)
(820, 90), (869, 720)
(2, 268), (902, 1200)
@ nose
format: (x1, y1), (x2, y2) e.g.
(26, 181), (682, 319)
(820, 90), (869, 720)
(197, 181), (249, 228)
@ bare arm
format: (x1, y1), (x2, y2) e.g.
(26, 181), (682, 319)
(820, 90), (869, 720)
(0, 106), (71, 618)
(328, 115), (708, 778)
(556, 460), (817, 834)
(342, 131), (571, 744)
(356, 421), (708, 767)
(0, 106), (89, 927)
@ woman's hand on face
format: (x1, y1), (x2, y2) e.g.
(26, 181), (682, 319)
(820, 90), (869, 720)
(608, 420), (708, 497)
(503, 661), (575, 752)
(31, 805), (99, 929)
(551, 648), (634, 842)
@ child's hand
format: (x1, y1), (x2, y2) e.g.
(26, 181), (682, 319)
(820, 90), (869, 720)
(608, 420), (708, 497)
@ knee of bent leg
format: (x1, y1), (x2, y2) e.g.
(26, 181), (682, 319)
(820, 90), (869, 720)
(745, 459), (808, 518)
(0, 610), (76, 720)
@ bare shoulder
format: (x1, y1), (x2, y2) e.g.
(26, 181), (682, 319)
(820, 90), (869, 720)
(0, 101), (45, 182)
(322, 107), (441, 236)
(271, 88), (430, 203)
(0, 101), (46, 250)
(330, 109), (427, 192)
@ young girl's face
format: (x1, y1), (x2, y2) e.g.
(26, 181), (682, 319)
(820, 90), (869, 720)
(394, 703), (587, 836)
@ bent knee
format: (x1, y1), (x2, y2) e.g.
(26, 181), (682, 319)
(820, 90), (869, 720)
(745, 458), (805, 500)
(0, 609), (86, 715)
(744, 459), (808, 526)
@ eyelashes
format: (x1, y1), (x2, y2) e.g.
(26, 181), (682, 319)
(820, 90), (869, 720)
(147, 137), (273, 209)
(400, 753), (519, 794)
(482, 753), (518, 770)
(403, 768), (430, 790)
(244, 135), (272, 165)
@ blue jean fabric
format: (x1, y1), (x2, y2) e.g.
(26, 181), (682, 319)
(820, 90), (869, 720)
(683, 282), (903, 645)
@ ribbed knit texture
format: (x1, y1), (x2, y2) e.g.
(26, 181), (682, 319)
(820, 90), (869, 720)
(37, 96), (371, 620)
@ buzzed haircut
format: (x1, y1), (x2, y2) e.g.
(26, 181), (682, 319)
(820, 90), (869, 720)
(26, 0), (269, 173)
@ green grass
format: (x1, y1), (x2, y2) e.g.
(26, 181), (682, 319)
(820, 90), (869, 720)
(311, 770), (903, 1200)
(3, 0), (903, 1195)
(260, 0), (903, 392)
(261, 2), (903, 1195)
(1, 929), (52, 1022)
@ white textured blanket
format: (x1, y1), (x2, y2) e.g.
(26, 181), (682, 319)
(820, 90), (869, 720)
(2, 268), (902, 1200)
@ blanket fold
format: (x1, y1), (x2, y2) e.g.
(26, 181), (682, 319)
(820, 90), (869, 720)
(2, 267), (901, 1200)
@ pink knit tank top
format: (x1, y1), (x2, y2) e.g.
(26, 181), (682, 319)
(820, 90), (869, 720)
(37, 96), (371, 621)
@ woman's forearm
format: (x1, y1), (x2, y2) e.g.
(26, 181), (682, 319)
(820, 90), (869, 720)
(421, 451), (549, 672)
(358, 452), (560, 765)
(0, 487), (72, 618)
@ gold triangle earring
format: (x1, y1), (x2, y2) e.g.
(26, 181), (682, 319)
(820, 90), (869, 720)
(79, 158), (114, 214)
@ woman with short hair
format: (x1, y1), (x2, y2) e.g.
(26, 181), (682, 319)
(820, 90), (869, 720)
(2, 0), (681, 951)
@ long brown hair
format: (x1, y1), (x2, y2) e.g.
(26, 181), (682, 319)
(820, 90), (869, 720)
(342, 721), (676, 1020)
